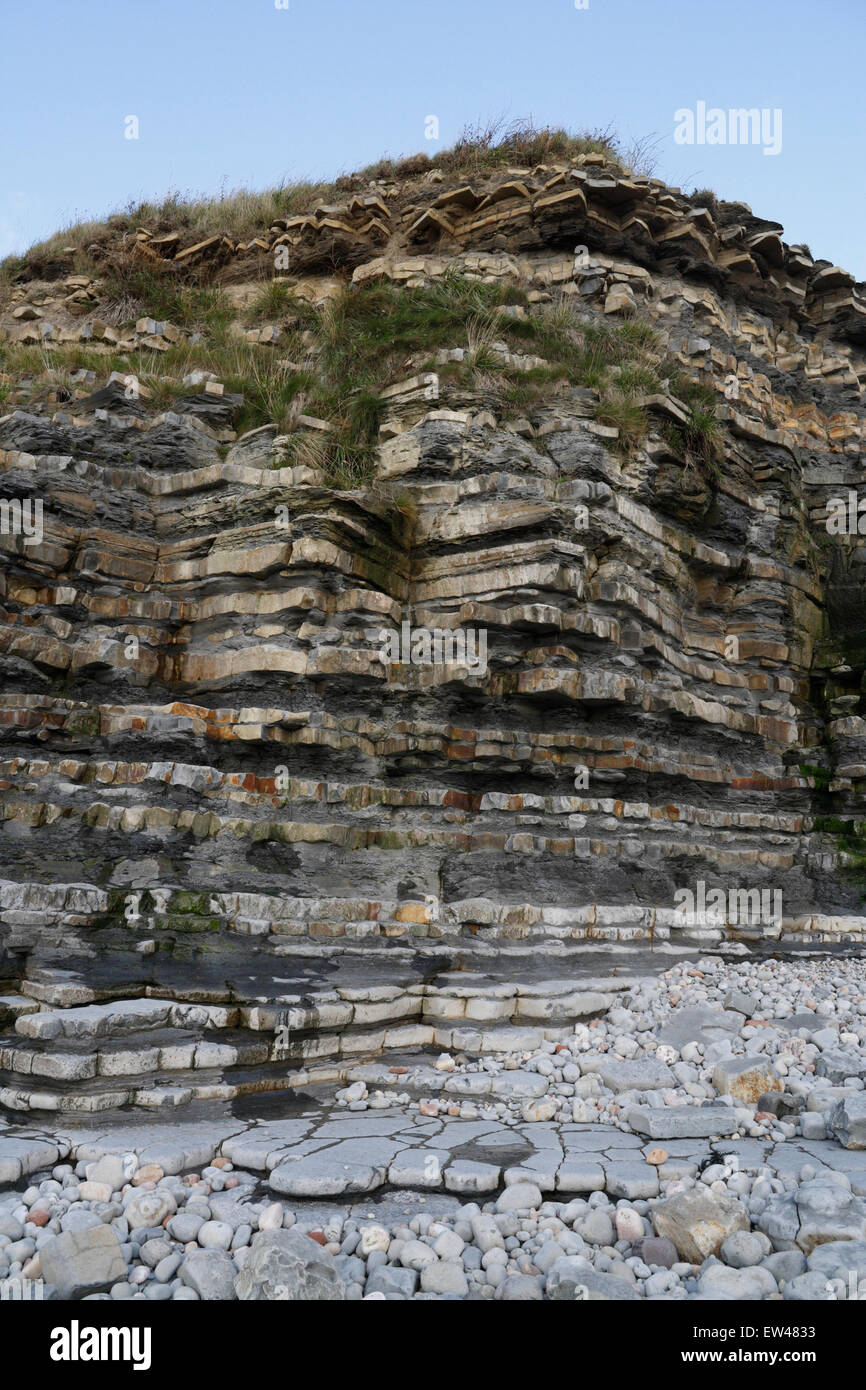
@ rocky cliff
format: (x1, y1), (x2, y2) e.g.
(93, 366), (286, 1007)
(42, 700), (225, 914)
(1, 138), (866, 1132)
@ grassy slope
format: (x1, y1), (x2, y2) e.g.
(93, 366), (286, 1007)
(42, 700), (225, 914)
(0, 123), (721, 485)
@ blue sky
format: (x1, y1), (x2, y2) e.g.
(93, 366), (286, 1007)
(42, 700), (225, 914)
(2, 0), (864, 277)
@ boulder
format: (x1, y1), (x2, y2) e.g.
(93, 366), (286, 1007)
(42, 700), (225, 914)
(712, 1056), (781, 1106)
(829, 1095), (866, 1149)
(498, 1273), (544, 1300)
(806, 1239), (866, 1288)
(595, 1058), (674, 1092)
(795, 1179), (866, 1254)
(724, 991), (758, 1016)
(651, 1190), (749, 1262)
(419, 1260), (469, 1296)
(180, 1248), (237, 1300)
(758, 1178), (866, 1254)
(365, 1265), (418, 1297)
(816, 1049), (866, 1084)
(547, 1257), (640, 1300)
(39, 1225), (127, 1299)
(234, 1228), (346, 1300)
(627, 1104), (737, 1140)
(495, 1182), (542, 1213)
(698, 1261), (778, 1299)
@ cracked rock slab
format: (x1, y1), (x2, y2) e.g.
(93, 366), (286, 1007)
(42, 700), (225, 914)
(268, 1153), (383, 1197)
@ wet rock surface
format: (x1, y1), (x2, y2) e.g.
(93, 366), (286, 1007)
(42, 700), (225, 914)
(2, 955), (865, 1299)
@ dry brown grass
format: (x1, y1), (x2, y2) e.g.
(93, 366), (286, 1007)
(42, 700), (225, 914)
(3, 181), (339, 283)
(2, 120), (651, 284)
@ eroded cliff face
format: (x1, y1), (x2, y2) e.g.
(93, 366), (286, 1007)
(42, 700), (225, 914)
(1, 151), (865, 1120)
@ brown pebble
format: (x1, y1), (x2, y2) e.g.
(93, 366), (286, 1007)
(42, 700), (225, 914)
(646, 1148), (668, 1166)
(132, 1163), (163, 1185)
(308, 1230), (327, 1246)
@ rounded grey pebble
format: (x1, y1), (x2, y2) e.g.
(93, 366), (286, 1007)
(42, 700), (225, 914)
(143, 1282), (173, 1301)
(141, 1238), (171, 1268)
(721, 1232), (765, 1269)
(231, 1224), (252, 1251)
(155, 1254), (182, 1283)
(7, 1239), (35, 1263)
(167, 1213), (204, 1243)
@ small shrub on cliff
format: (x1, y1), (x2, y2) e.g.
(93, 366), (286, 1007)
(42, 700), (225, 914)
(431, 118), (623, 174)
(662, 381), (723, 476)
(231, 359), (315, 435)
(245, 281), (319, 328)
(596, 393), (649, 452)
(97, 253), (233, 336)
